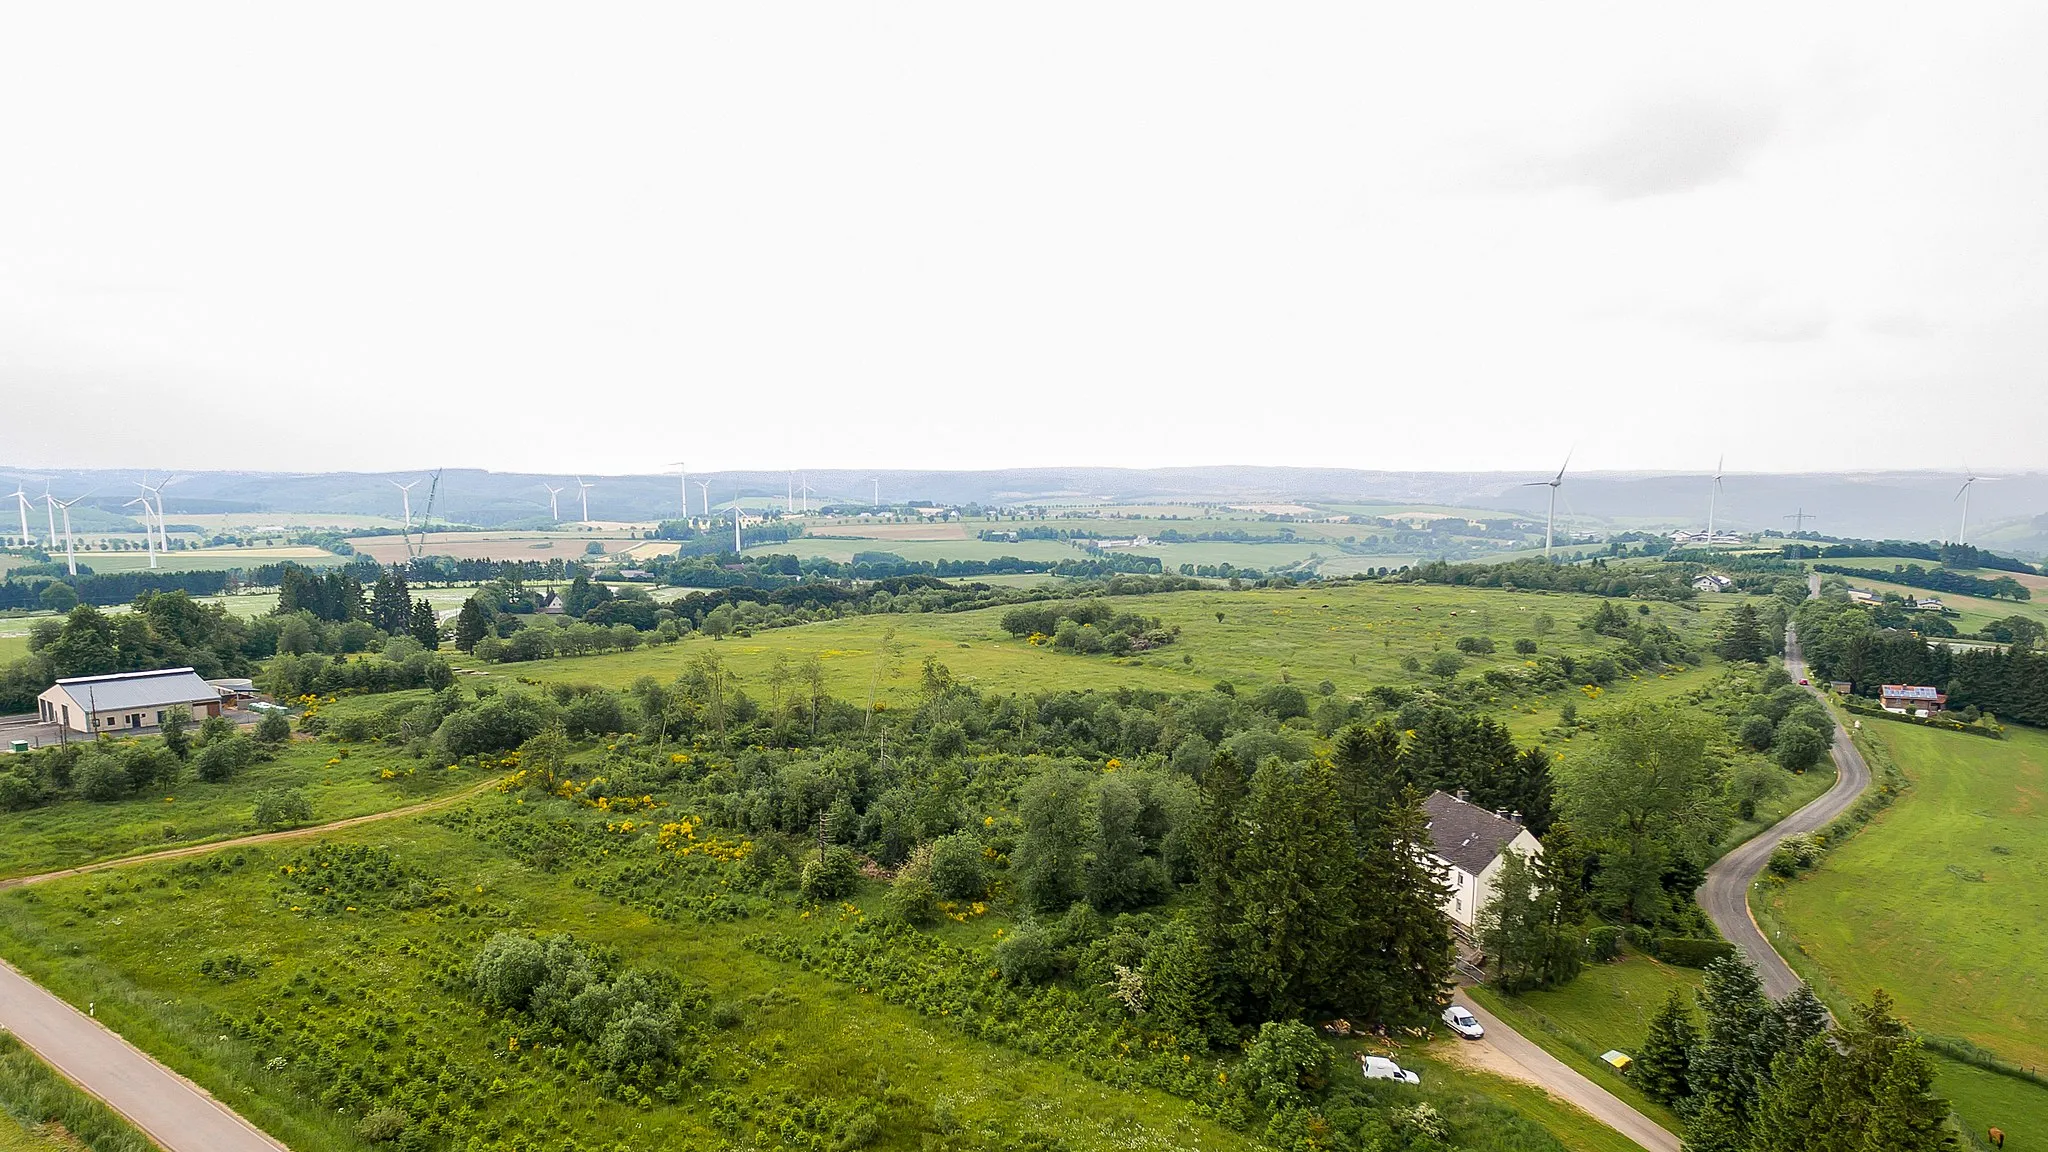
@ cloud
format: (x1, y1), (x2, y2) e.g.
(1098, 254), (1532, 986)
(1493, 95), (1782, 200)
(1861, 310), (1936, 338)
(1671, 285), (1831, 343)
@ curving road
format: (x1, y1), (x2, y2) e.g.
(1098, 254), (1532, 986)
(1698, 605), (1873, 999)
(1455, 998), (1682, 1152)
(0, 779), (497, 1151)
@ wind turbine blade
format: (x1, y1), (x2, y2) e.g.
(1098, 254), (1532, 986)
(1955, 482), (1971, 501)
(1554, 447), (1573, 482)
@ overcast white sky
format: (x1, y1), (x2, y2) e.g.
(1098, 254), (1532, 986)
(3, 3), (2045, 477)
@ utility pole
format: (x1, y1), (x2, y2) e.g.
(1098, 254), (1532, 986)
(1784, 509), (1814, 533)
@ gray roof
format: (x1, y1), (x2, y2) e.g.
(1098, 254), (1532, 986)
(1422, 790), (1526, 875)
(47, 668), (221, 713)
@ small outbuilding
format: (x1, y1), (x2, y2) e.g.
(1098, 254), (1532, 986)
(37, 668), (224, 735)
(1421, 790), (1543, 932)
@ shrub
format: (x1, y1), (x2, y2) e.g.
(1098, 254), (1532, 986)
(194, 735), (257, 783)
(1455, 635), (1495, 655)
(1773, 720), (1829, 772)
(927, 833), (987, 901)
(253, 788), (312, 829)
(1767, 833), (1825, 877)
(197, 714), (236, 745)
(1242, 1021), (1332, 1110)
(1652, 937), (1735, 968)
(1514, 638), (1538, 655)
(74, 747), (130, 802)
(1428, 652), (1465, 678)
(1586, 925), (1621, 961)
(1739, 715), (1774, 751)
(884, 874), (941, 927)
(255, 709), (292, 744)
(470, 932), (550, 1010)
(799, 846), (861, 901)
(993, 923), (1058, 984)
(356, 1107), (409, 1142)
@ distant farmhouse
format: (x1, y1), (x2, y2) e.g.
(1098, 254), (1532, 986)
(1668, 529), (1745, 547)
(1421, 790), (1542, 932)
(37, 668), (225, 735)
(1691, 573), (1733, 593)
(1880, 684), (1946, 716)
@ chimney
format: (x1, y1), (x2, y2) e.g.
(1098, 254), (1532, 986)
(1454, 788), (1469, 803)
(1510, 811), (1524, 825)
(1495, 808), (1511, 822)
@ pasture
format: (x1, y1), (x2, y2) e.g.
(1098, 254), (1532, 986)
(0, 734), (483, 881)
(0, 798), (1631, 1152)
(484, 581), (1737, 725)
(346, 531), (640, 564)
(1767, 722), (2048, 1069)
(1813, 557), (2048, 633)
(51, 545), (346, 573)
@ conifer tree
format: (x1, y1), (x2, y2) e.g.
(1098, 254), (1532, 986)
(1633, 989), (1697, 1104)
(1718, 602), (1770, 663)
(454, 598), (488, 652)
(409, 599), (441, 648)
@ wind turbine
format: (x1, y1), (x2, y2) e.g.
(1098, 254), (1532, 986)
(1954, 465), (1999, 545)
(798, 475), (816, 514)
(1706, 455), (1725, 545)
(8, 486), (28, 547)
(787, 473), (795, 515)
(871, 477), (881, 508)
(51, 492), (89, 576)
(137, 475), (170, 559)
(576, 477), (595, 524)
(694, 480), (711, 518)
(125, 497), (159, 568)
(730, 495), (744, 553)
(667, 462), (689, 520)
(1519, 451), (1571, 559)
(542, 483), (564, 521)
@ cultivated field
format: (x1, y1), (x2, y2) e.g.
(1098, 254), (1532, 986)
(1767, 722), (2048, 1069)
(58, 545), (346, 573)
(1812, 557), (2048, 633)
(346, 531), (641, 564)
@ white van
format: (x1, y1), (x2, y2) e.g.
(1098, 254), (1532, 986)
(1360, 1055), (1420, 1085)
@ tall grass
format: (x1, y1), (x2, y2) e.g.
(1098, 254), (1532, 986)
(0, 1032), (159, 1152)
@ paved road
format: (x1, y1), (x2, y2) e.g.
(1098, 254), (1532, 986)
(1456, 998), (1682, 1152)
(1698, 611), (1873, 999)
(0, 958), (286, 1151)
(0, 778), (497, 1151)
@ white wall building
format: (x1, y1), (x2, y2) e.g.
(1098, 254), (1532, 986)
(37, 668), (225, 735)
(1421, 790), (1543, 932)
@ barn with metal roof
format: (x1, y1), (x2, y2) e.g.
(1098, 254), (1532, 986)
(37, 668), (224, 735)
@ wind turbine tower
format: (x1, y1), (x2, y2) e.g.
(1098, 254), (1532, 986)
(8, 487), (28, 547)
(694, 480), (711, 517)
(141, 479), (170, 556)
(1519, 452), (1571, 559)
(731, 495), (743, 553)
(1707, 456), (1725, 544)
(576, 478), (595, 524)
(798, 475), (815, 514)
(667, 462), (689, 520)
(52, 494), (86, 576)
(126, 496), (159, 568)
(871, 477), (880, 508)
(1955, 466), (1998, 545)
(43, 488), (56, 548)
(542, 484), (564, 521)
(787, 474), (795, 515)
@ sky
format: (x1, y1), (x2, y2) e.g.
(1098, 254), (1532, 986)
(3, 3), (2046, 478)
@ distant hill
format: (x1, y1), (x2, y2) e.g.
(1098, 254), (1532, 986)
(4, 464), (2043, 555)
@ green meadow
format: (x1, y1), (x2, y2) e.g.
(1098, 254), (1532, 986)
(0, 737), (483, 881)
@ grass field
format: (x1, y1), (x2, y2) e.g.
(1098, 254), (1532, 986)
(481, 582), (1737, 731)
(1812, 558), (2048, 633)
(347, 532), (639, 564)
(66, 546), (346, 574)
(0, 1031), (158, 1152)
(0, 799), (1623, 1152)
(1767, 722), (2048, 1069)
(0, 734), (483, 881)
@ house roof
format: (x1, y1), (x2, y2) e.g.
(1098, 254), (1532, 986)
(1422, 790), (1527, 875)
(46, 668), (220, 713)
(1881, 684), (1943, 700)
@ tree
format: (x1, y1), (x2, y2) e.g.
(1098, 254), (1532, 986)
(160, 705), (192, 760)
(1718, 603), (1770, 663)
(454, 598), (488, 652)
(1015, 767), (1092, 912)
(700, 603), (735, 640)
(1241, 1021), (1332, 1111)
(45, 606), (119, 679)
(255, 708), (292, 744)
(1746, 990), (1952, 1152)
(409, 600), (441, 649)
(368, 569), (413, 634)
(1476, 849), (1581, 993)
(38, 582), (77, 612)
(1773, 719), (1830, 772)
(1559, 705), (1727, 924)
(927, 832), (987, 900)
(1084, 773), (1149, 911)
(253, 787), (312, 828)
(1632, 989), (1697, 1104)
(1141, 917), (1225, 1045)
(1224, 757), (1358, 1020)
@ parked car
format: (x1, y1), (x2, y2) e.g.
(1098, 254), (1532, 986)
(1799, 678), (1810, 686)
(1360, 1055), (1420, 1084)
(1441, 1005), (1484, 1040)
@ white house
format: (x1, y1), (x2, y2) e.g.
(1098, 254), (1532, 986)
(37, 668), (225, 735)
(1691, 573), (1733, 592)
(1421, 790), (1543, 932)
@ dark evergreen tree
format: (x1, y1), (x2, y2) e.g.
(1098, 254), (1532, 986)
(1633, 988), (1697, 1104)
(368, 568), (413, 634)
(1718, 602), (1771, 663)
(454, 598), (488, 652)
(409, 599), (441, 649)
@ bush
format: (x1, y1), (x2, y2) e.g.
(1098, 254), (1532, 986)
(1242, 1021), (1332, 1110)
(73, 747), (130, 802)
(799, 846), (861, 901)
(255, 709), (292, 744)
(993, 923), (1058, 984)
(1428, 652), (1465, 678)
(357, 1107), (409, 1142)
(1455, 635), (1495, 655)
(927, 833), (987, 901)
(1586, 925), (1621, 961)
(253, 788), (312, 829)
(1652, 937), (1736, 968)
(1514, 638), (1538, 655)
(193, 734), (257, 783)
(1773, 719), (1829, 772)
(470, 932), (549, 1010)
(884, 874), (941, 927)
(1767, 833), (1826, 877)
(1739, 715), (1774, 751)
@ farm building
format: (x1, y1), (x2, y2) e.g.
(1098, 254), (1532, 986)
(1691, 573), (1733, 592)
(1880, 684), (1946, 715)
(37, 667), (224, 735)
(1421, 790), (1542, 932)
